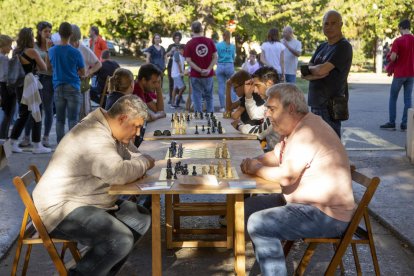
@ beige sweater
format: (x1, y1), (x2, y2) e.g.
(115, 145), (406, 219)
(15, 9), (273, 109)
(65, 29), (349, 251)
(33, 109), (152, 232)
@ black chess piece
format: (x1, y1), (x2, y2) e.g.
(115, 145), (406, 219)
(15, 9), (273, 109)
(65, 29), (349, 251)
(212, 126), (216, 133)
(192, 166), (197, 176)
(166, 168), (172, 180)
(202, 125), (205, 132)
(169, 148), (173, 158)
(187, 114), (190, 122)
(207, 127), (210, 134)
(206, 113), (210, 119)
(195, 125), (199, 134)
(207, 119), (211, 127)
(194, 111), (198, 119)
(167, 158), (172, 169)
(173, 170), (177, 179)
(171, 114), (174, 122)
(210, 112), (214, 117)
(218, 125), (223, 134)
(200, 112), (204, 119)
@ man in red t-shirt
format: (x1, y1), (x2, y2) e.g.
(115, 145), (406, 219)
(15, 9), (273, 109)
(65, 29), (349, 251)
(184, 21), (217, 113)
(133, 63), (166, 121)
(89, 26), (108, 62)
(380, 19), (414, 131)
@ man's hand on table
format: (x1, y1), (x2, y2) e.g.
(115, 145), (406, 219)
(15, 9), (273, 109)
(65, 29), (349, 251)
(240, 158), (262, 175)
(142, 154), (155, 169)
(231, 119), (241, 130)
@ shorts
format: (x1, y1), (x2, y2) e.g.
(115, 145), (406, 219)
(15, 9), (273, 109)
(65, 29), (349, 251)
(173, 76), (185, 90)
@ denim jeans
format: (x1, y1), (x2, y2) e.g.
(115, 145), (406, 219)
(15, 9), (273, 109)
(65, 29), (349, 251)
(0, 83), (17, 139)
(285, 74), (296, 83)
(389, 77), (414, 126)
(190, 77), (214, 113)
(50, 200), (151, 276)
(24, 75), (55, 138)
(55, 84), (82, 143)
(216, 63), (235, 108)
(311, 106), (341, 138)
(245, 195), (349, 276)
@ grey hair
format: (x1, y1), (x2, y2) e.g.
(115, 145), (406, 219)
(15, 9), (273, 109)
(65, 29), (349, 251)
(70, 24), (81, 43)
(266, 83), (309, 114)
(107, 95), (149, 121)
(191, 21), (203, 34)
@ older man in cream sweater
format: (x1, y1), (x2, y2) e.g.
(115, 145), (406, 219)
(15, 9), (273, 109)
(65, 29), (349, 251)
(33, 95), (154, 276)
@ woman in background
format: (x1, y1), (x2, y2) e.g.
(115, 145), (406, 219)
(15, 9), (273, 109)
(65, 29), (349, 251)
(0, 35), (14, 139)
(104, 68), (134, 110)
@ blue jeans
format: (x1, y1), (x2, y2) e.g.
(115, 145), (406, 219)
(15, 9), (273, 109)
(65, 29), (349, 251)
(389, 77), (414, 126)
(190, 77), (214, 113)
(24, 75), (55, 138)
(245, 194), (349, 276)
(311, 106), (341, 138)
(50, 200), (151, 276)
(285, 74), (296, 83)
(216, 63), (235, 108)
(55, 84), (82, 143)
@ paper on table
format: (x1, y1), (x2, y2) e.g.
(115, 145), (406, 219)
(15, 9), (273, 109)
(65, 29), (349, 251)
(175, 175), (219, 186)
(228, 180), (256, 189)
(137, 181), (172, 190)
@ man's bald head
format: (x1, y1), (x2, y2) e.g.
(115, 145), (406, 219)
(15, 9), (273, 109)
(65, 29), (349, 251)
(322, 10), (344, 42)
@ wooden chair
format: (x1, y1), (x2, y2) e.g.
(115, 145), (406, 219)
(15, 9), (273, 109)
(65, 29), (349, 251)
(11, 165), (81, 276)
(284, 165), (381, 275)
(99, 76), (111, 108)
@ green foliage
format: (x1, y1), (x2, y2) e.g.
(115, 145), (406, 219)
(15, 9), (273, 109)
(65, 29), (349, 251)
(1, 0), (413, 71)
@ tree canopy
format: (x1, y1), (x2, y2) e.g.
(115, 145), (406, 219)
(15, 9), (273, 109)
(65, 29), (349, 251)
(1, 0), (413, 68)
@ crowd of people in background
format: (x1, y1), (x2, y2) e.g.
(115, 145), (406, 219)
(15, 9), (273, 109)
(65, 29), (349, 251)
(1, 10), (413, 276)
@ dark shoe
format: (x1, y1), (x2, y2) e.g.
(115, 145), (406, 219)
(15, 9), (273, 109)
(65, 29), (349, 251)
(401, 124), (407, 131)
(380, 122), (396, 130)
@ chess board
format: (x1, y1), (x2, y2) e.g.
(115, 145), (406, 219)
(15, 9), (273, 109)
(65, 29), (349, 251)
(159, 164), (239, 180)
(164, 147), (231, 159)
(171, 125), (226, 135)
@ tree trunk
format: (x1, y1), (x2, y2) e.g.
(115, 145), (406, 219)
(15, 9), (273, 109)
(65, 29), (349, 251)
(375, 38), (383, 74)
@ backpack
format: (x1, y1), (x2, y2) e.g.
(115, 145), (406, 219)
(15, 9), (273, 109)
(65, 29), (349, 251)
(7, 53), (25, 88)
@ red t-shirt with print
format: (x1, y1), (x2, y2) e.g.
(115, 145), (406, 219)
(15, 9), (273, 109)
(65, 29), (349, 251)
(184, 36), (217, 78)
(391, 34), (414, 78)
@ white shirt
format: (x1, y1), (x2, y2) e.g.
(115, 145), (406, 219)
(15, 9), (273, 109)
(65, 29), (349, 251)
(242, 61), (260, 75)
(78, 44), (99, 72)
(171, 53), (185, 78)
(282, 38), (302, 75)
(261, 41), (286, 74)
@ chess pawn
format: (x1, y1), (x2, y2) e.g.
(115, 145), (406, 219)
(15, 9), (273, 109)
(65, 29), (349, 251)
(202, 166), (208, 175)
(226, 159), (233, 178)
(222, 145), (228, 159)
(217, 160), (224, 178)
(202, 125), (205, 132)
(207, 127), (210, 134)
(195, 125), (199, 134)
(215, 144), (221, 158)
(208, 163), (215, 175)
(192, 165), (197, 176)
(167, 158), (172, 169)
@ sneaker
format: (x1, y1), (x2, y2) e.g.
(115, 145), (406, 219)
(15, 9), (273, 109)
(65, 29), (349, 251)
(42, 136), (51, 147)
(380, 122), (396, 130)
(32, 144), (52, 154)
(219, 108), (225, 113)
(11, 142), (23, 153)
(18, 136), (31, 147)
(401, 124), (407, 131)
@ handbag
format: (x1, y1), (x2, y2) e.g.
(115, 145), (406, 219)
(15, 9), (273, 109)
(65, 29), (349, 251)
(7, 52), (25, 88)
(80, 77), (91, 93)
(327, 85), (349, 121)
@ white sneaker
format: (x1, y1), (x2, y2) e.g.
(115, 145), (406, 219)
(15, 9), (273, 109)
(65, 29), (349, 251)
(11, 142), (23, 153)
(219, 108), (225, 113)
(32, 143), (52, 154)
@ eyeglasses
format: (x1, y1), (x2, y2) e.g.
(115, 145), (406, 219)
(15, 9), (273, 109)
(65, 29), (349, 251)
(154, 130), (171, 136)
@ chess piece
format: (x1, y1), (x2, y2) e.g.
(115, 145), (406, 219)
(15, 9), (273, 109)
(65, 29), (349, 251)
(215, 144), (221, 159)
(187, 114), (190, 122)
(167, 158), (172, 169)
(202, 166), (208, 175)
(208, 163), (215, 175)
(192, 165), (197, 176)
(218, 122), (223, 134)
(226, 159), (233, 178)
(210, 112), (214, 117)
(217, 160), (224, 178)
(207, 119), (211, 127)
(207, 128), (210, 134)
(195, 125), (199, 134)
(200, 112), (204, 119)
(202, 125), (205, 132)
(173, 170), (178, 179)
(212, 126), (216, 133)
(169, 148), (173, 158)
(222, 146), (228, 159)
(166, 168), (173, 180)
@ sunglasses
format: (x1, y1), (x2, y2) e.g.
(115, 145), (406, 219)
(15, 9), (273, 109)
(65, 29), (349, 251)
(154, 130), (171, 136)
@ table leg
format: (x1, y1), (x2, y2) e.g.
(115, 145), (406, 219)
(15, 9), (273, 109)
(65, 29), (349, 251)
(152, 194), (161, 276)
(234, 194), (246, 276)
(226, 195), (235, 249)
(165, 194), (173, 249)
